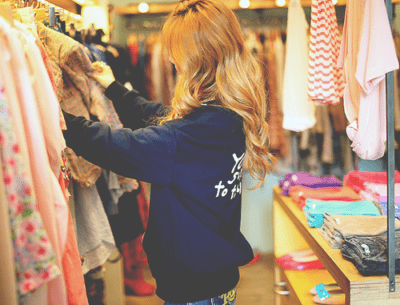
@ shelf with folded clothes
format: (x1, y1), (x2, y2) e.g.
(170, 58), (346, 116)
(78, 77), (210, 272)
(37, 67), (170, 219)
(273, 186), (400, 304)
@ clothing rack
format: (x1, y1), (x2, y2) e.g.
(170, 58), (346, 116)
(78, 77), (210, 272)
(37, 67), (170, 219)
(386, 0), (396, 294)
(115, 0), (349, 15)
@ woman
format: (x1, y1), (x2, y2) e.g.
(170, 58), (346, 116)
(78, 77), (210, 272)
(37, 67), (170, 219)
(62, 0), (275, 304)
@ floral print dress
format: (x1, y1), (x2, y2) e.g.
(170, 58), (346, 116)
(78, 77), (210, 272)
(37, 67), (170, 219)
(0, 79), (61, 300)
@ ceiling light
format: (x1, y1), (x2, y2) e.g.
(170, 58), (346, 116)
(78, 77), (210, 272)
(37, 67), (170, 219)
(239, 0), (250, 9)
(138, 2), (149, 13)
(276, 0), (286, 7)
(332, 0), (338, 4)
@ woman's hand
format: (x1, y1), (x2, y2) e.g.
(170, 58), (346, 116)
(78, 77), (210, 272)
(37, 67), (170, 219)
(90, 62), (116, 88)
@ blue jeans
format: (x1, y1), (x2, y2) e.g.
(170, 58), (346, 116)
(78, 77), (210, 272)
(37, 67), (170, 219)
(164, 288), (236, 305)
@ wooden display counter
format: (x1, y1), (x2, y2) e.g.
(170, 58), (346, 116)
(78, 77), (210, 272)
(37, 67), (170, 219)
(273, 186), (400, 305)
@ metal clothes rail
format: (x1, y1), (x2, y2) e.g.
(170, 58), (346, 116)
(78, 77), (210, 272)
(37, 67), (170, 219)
(386, 0), (396, 294)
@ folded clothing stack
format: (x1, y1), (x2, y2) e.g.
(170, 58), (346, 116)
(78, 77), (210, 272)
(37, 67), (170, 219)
(363, 182), (400, 203)
(279, 172), (342, 196)
(341, 234), (400, 276)
(344, 170), (400, 193)
(288, 185), (361, 209)
(276, 249), (325, 271)
(304, 200), (381, 228)
(318, 213), (400, 249)
(378, 202), (400, 221)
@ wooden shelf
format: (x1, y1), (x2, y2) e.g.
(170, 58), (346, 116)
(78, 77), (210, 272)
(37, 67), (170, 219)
(281, 264), (335, 305)
(273, 186), (400, 304)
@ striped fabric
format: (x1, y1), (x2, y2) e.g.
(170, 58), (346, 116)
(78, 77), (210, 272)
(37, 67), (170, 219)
(308, 0), (344, 105)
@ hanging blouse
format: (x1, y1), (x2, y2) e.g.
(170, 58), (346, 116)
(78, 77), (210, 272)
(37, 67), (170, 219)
(338, 0), (399, 160)
(308, 0), (344, 105)
(282, 0), (316, 132)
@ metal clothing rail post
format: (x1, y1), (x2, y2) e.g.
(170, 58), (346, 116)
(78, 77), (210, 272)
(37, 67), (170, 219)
(386, 0), (396, 293)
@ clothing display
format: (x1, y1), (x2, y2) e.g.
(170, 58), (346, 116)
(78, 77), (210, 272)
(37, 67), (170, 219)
(279, 172), (342, 196)
(308, 0), (344, 105)
(318, 214), (400, 249)
(344, 170), (400, 193)
(276, 250), (325, 270)
(341, 234), (400, 276)
(0, 14), (90, 304)
(95, 175), (144, 249)
(288, 185), (361, 209)
(0, 78), (61, 299)
(282, 0), (315, 132)
(0, 17), (68, 305)
(376, 201), (400, 221)
(303, 199), (381, 228)
(72, 181), (116, 274)
(2, 0), (400, 303)
(339, 0), (399, 160)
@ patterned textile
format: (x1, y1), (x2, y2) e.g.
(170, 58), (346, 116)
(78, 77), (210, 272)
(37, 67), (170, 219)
(37, 23), (137, 190)
(0, 81), (61, 299)
(35, 38), (67, 131)
(308, 0), (344, 105)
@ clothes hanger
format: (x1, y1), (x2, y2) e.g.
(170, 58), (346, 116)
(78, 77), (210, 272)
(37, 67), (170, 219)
(34, 0), (46, 22)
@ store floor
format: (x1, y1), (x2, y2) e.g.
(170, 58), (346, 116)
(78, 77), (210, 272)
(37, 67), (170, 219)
(125, 254), (275, 305)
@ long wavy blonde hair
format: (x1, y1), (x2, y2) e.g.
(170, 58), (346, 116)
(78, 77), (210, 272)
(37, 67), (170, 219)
(161, 0), (276, 189)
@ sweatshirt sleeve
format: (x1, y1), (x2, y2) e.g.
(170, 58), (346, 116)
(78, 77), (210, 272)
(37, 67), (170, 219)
(105, 81), (171, 131)
(63, 110), (177, 185)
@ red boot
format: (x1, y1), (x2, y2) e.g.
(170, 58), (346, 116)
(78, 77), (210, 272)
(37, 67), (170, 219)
(121, 236), (155, 296)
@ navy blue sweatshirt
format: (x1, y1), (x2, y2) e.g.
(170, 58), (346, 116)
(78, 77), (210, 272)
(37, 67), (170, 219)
(63, 81), (254, 303)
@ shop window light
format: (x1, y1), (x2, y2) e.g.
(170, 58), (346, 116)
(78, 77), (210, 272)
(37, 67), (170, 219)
(138, 2), (149, 13)
(276, 0), (286, 7)
(239, 0), (250, 9)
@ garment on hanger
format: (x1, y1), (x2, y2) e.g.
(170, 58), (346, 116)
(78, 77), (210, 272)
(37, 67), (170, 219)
(329, 99), (348, 134)
(18, 20), (87, 304)
(72, 181), (116, 274)
(0, 17), (68, 305)
(273, 32), (285, 111)
(339, 0), (399, 160)
(282, 0), (316, 132)
(38, 23), (138, 193)
(96, 175), (144, 248)
(37, 22), (102, 187)
(308, 0), (344, 105)
(265, 33), (287, 158)
(315, 105), (334, 164)
(0, 77), (61, 299)
(0, 153), (19, 305)
(15, 22), (69, 246)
